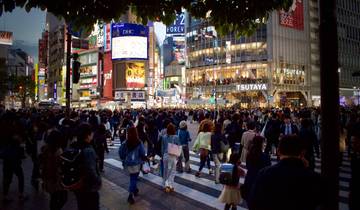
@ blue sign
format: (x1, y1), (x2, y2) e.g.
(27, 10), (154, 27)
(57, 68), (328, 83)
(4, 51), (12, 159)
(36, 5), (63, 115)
(111, 23), (149, 38)
(166, 13), (185, 34)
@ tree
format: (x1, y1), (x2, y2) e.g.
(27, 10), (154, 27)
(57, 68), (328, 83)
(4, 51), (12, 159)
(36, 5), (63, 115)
(8, 75), (35, 108)
(0, 0), (292, 36)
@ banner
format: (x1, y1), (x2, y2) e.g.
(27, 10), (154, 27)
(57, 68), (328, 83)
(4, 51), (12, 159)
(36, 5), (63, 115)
(126, 62), (145, 88)
(279, 0), (304, 30)
(166, 13), (185, 34)
(0, 31), (13, 45)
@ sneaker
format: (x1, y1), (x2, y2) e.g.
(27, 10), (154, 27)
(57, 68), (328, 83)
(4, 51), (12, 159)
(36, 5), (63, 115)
(164, 186), (171, 193)
(134, 188), (139, 196)
(169, 187), (175, 192)
(185, 168), (192, 173)
(195, 172), (201, 177)
(215, 180), (220, 184)
(127, 194), (135, 204)
(209, 169), (213, 175)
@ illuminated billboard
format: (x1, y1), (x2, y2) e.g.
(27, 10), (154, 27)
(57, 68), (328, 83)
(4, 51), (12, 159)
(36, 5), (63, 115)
(126, 62), (145, 88)
(279, 0), (304, 30)
(111, 23), (149, 60)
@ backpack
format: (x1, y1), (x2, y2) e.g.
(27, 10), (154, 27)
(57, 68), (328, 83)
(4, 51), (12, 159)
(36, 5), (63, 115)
(60, 147), (83, 190)
(219, 163), (238, 185)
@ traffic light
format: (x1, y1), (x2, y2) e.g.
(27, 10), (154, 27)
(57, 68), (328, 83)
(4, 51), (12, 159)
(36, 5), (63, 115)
(72, 60), (81, 84)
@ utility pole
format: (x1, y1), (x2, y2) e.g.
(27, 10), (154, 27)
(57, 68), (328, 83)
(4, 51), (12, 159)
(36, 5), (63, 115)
(66, 26), (72, 115)
(319, 0), (339, 209)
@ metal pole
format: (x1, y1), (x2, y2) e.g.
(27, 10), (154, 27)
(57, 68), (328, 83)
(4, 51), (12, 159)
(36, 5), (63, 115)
(65, 27), (72, 115)
(319, 0), (339, 209)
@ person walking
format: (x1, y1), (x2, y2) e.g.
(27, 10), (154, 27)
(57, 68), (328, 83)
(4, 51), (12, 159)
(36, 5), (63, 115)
(73, 123), (102, 210)
(161, 123), (181, 192)
(119, 126), (147, 204)
(241, 136), (270, 203)
(193, 123), (212, 177)
(349, 117), (360, 210)
(211, 123), (225, 183)
(93, 124), (109, 172)
(218, 153), (245, 210)
(298, 118), (319, 170)
(248, 135), (325, 210)
(240, 121), (257, 163)
(176, 120), (192, 173)
(39, 129), (68, 210)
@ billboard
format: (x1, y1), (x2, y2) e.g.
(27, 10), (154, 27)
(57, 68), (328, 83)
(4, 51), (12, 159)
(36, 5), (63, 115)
(166, 13), (185, 34)
(111, 23), (149, 60)
(279, 0), (304, 30)
(104, 23), (112, 52)
(173, 38), (185, 65)
(126, 62), (145, 88)
(0, 31), (13, 45)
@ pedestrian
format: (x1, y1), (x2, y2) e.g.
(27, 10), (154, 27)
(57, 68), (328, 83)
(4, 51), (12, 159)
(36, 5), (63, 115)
(93, 124), (109, 172)
(248, 135), (325, 210)
(298, 118), (319, 170)
(211, 123), (225, 183)
(176, 120), (192, 173)
(240, 121), (257, 163)
(218, 153), (245, 210)
(193, 123), (212, 177)
(73, 123), (102, 210)
(241, 136), (270, 203)
(161, 123), (181, 192)
(39, 129), (68, 210)
(119, 127), (147, 204)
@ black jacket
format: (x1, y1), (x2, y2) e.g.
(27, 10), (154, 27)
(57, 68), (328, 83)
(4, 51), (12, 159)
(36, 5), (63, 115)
(248, 158), (324, 210)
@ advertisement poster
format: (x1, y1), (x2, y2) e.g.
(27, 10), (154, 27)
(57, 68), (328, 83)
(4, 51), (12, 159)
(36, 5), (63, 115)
(111, 23), (149, 60)
(173, 38), (185, 65)
(126, 62), (145, 88)
(279, 0), (304, 30)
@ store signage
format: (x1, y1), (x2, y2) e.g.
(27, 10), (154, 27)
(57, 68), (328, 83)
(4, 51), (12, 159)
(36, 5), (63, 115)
(236, 83), (268, 91)
(111, 23), (149, 60)
(114, 91), (145, 100)
(166, 13), (185, 34)
(0, 31), (13, 45)
(225, 41), (231, 64)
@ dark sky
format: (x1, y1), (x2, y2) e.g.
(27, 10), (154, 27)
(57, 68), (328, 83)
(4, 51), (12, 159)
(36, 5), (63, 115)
(0, 8), (45, 62)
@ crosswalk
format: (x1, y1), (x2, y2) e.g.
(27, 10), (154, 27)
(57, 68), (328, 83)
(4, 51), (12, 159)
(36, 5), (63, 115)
(104, 139), (351, 210)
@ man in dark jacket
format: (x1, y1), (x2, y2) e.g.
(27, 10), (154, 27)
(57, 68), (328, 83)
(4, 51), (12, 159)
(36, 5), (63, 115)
(248, 135), (324, 210)
(264, 113), (281, 154)
(279, 115), (299, 136)
(349, 119), (360, 210)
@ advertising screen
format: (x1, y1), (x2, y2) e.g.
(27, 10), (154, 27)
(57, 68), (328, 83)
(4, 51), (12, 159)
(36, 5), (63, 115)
(173, 38), (185, 65)
(111, 23), (149, 60)
(279, 0), (304, 30)
(126, 62), (145, 88)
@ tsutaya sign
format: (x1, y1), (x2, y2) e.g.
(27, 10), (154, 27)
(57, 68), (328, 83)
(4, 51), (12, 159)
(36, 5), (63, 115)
(236, 83), (268, 91)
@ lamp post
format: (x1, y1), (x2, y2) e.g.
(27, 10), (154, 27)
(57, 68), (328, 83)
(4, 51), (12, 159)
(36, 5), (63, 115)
(144, 84), (148, 109)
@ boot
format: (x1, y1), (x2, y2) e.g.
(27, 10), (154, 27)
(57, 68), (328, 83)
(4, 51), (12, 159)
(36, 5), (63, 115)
(127, 193), (135, 204)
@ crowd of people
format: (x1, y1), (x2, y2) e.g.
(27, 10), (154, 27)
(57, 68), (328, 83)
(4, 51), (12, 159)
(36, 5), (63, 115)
(0, 105), (359, 210)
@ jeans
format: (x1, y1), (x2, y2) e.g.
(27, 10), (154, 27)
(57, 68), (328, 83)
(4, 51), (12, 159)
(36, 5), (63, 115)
(129, 172), (139, 193)
(163, 153), (176, 187)
(50, 190), (67, 210)
(213, 153), (223, 182)
(74, 191), (99, 210)
(3, 161), (24, 196)
(199, 150), (211, 172)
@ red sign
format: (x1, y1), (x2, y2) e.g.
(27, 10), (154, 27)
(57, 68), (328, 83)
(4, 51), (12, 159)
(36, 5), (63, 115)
(103, 52), (113, 99)
(279, 0), (304, 30)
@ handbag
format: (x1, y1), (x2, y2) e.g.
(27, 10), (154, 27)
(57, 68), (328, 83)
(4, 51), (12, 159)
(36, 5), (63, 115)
(220, 141), (230, 153)
(168, 143), (182, 157)
(141, 162), (151, 174)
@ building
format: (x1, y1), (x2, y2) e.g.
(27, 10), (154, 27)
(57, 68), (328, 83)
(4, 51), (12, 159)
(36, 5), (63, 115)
(37, 30), (49, 100)
(186, 0), (310, 108)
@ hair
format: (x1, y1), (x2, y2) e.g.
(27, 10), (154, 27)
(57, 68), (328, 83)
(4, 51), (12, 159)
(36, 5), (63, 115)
(229, 153), (241, 165)
(167, 123), (176, 135)
(77, 123), (92, 142)
(300, 118), (311, 129)
(247, 121), (256, 130)
(202, 122), (212, 132)
(46, 129), (63, 152)
(97, 124), (106, 135)
(246, 136), (265, 166)
(214, 123), (222, 134)
(278, 135), (304, 157)
(126, 127), (140, 149)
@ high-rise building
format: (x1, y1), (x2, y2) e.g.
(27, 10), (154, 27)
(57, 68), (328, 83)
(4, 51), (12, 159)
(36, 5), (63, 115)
(185, 0), (310, 108)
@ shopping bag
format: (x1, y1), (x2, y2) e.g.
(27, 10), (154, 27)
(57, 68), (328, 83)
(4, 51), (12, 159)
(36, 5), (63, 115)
(141, 162), (151, 174)
(167, 143), (182, 157)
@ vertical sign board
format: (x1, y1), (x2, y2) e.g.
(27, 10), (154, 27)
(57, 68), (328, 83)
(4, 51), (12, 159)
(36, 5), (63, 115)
(279, 0), (304, 30)
(166, 13), (185, 34)
(226, 41), (231, 64)
(104, 23), (112, 52)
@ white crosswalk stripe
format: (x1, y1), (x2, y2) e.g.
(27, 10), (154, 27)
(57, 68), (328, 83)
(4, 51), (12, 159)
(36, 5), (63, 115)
(105, 142), (351, 210)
